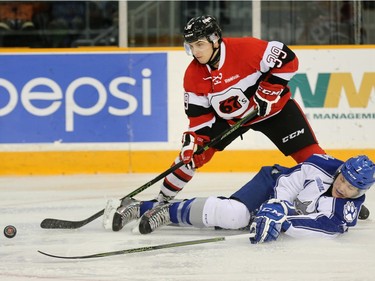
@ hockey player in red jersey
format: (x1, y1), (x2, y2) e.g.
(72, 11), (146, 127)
(106, 15), (329, 231)
(159, 15), (326, 200)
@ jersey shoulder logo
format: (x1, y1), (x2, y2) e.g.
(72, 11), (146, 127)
(343, 201), (357, 223)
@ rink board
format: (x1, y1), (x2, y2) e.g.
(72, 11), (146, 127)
(0, 46), (374, 175)
(1, 149), (374, 175)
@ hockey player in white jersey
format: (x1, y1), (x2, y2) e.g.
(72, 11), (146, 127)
(103, 154), (374, 243)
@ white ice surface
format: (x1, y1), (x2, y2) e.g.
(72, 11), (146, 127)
(1, 172), (374, 281)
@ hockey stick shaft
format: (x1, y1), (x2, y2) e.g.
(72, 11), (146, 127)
(40, 108), (258, 229)
(120, 107), (257, 201)
(38, 233), (251, 259)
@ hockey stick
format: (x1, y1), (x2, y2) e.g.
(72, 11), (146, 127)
(38, 233), (251, 259)
(40, 108), (258, 229)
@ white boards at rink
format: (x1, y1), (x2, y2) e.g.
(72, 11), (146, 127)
(0, 46), (374, 175)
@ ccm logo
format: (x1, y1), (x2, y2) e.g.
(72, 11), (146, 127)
(258, 85), (282, 96)
(282, 128), (305, 143)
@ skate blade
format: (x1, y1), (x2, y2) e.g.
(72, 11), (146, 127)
(103, 199), (119, 230)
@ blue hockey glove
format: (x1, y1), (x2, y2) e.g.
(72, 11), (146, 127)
(249, 199), (295, 244)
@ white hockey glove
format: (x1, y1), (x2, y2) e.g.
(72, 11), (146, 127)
(253, 81), (284, 116)
(249, 199), (295, 244)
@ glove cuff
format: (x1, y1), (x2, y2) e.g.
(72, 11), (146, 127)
(264, 199), (296, 216)
(281, 220), (292, 232)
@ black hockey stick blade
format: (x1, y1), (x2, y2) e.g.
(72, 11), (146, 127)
(38, 234), (250, 259)
(40, 108), (258, 229)
(40, 210), (105, 229)
(39, 161), (185, 229)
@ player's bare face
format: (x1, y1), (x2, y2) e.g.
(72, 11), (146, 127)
(188, 39), (214, 64)
(332, 173), (360, 199)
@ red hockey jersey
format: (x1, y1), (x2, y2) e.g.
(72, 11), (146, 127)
(183, 37), (299, 137)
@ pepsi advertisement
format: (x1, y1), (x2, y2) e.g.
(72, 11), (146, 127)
(0, 52), (168, 143)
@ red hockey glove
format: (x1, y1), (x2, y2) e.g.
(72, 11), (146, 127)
(253, 81), (284, 116)
(179, 132), (214, 169)
(186, 147), (217, 169)
(180, 132), (205, 164)
(189, 147), (217, 169)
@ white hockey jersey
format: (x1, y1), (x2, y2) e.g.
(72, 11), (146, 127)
(274, 154), (365, 239)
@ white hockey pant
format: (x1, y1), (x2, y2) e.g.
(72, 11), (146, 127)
(190, 196), (251, 229)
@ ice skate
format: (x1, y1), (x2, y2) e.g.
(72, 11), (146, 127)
(138, 203), (171, 234)
(103, 198), (140, 231)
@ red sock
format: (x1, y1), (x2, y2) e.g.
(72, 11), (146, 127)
(290, 144), (326, 163)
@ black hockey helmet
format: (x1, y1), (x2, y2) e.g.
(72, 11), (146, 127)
(183, 15), (222, 44)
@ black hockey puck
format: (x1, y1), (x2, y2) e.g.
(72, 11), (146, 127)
(4, 225), (17, 238)
(358, 205), (370, 220)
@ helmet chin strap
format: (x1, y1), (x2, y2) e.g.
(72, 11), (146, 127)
(207, 45), (221, 69)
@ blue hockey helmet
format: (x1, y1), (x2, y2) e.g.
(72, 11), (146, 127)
(341, 155), (375, 197)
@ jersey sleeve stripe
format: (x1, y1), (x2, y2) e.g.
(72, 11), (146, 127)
(189, 116), (216, 131)
(186, 92), (211, 108)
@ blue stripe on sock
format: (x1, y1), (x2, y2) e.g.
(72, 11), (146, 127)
(140, 200), (157, 216)
(170, 198), (195, 225)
